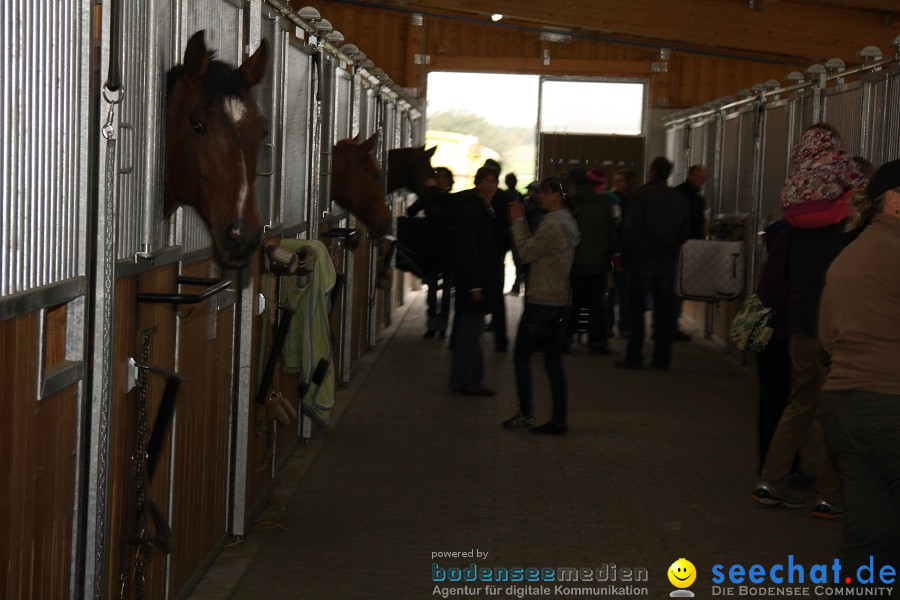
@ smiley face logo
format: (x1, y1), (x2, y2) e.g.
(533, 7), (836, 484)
(668, 558), (696, 589)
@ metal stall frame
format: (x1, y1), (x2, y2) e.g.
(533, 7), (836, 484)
(85, 0), (120, 596)
(663, 43), (900, 326)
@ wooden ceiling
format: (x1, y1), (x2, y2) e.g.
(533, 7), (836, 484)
(355, 0), (900, 66)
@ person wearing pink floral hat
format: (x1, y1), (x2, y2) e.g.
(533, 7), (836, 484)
(753, 123), (868, 517)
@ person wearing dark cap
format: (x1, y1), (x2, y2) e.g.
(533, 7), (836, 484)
(819, 158), (900, 575)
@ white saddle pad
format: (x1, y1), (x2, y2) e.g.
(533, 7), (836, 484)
(676, 240), (745, 301)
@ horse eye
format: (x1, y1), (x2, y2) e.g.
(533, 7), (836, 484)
(190, 119), (207, 134)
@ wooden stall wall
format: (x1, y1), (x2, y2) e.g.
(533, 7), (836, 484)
(246, 242), (290, 521)
(1, 311), (78, 600)
(102, 259), (241, 599)
(105, 265), (177, 600)
(351, 225), (376, 373)
(167, 259), (235, 597)
(301, 0), (810, 109)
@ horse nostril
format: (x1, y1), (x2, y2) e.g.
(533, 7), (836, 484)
(226, 221), (243, 239)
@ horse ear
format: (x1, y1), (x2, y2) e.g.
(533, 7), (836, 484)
(239, 39), (269, 87)
(184, 30), (210, 79)
(425, 146), (437, 159)
(361, 132), (379, 153)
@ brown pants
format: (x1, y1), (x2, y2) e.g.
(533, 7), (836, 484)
(760, 334), (842, 503)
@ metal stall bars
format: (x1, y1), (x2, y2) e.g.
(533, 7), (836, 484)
(230, 2), (314, 543)
(1, 2), (93, 599)
(380, 88), (399, 326)
(866, 42), (900, 168)
(333, 47), (356, 386)
(86, 0), (176, 596)
(664, 37), (900, 343)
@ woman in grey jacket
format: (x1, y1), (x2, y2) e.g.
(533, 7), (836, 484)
(502, 176), (581, 435)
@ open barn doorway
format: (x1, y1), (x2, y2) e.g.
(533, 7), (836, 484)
(425, 73), (648, 192)
(538, 77), (648, 184)
(425, 72), (540, 193)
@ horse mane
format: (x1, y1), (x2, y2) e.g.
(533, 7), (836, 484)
(387, 147), (431, 195)
(166, 54), (247, 105)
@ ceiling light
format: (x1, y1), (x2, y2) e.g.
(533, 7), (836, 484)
(491, 14), (503, 22)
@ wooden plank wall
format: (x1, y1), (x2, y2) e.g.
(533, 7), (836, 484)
(246, 238), (287, 519)
(106, 266), (177, 600)
(351, 228), (373, 373)
(300, 0), (810, 108)
(167, 260), (235, 596)
(0, 310), (78, 599)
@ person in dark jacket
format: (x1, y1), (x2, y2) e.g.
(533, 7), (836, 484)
(506, 172), (526, 296)
(756, 220), (793, 473)
(615, 157), (690, 370)
(406, 167), (455, 338)
(605, 169), (637, 338)
(567, 168), (616, 354)
(671, 165), (707, 341)
(753, 123), (868, 516)
(449, 167), (502, 396)
(479, 159), (512, 351)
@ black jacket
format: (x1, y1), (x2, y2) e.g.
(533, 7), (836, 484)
(674, 180), (706, 240)
(454, 191), (501, 313)
(490, 188), (512, 256)
(787, 223), (848, 338)
(622, 179), (690, 263)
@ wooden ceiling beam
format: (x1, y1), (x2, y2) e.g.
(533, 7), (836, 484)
(799, 0), (900, 13)
(748, 0), (784, 10)
(359, 0), (900, 62)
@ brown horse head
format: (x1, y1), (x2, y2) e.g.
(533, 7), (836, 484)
(331, 133), (391, 238)
(387, 145), (437, 196)
(165, 31), (269, 269)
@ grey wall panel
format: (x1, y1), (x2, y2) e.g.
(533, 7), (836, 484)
(868, 78), (888, 167)
(253, 15), (287, 228)
(823, 85), (864, 155)
(720, 116), (740, 215)
(689, 122), (709, 172)
(2, 2), (90, 296)
(335, 69), (352, 142)
(735, 111), (755, 214)
(797, 92), (816, 135)
(116, 0), (173, 261)
(363, 87), (377, 138)
(881, 74), (900, 166)
(761, 104), (790, 222)
(281, 39), (311, 228)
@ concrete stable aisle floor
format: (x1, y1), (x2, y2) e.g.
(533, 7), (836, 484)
(190, 291), (841, 600)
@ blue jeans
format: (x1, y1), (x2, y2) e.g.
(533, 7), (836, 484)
(514, 304), (569, 425)
(823, 389), (900, 572)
